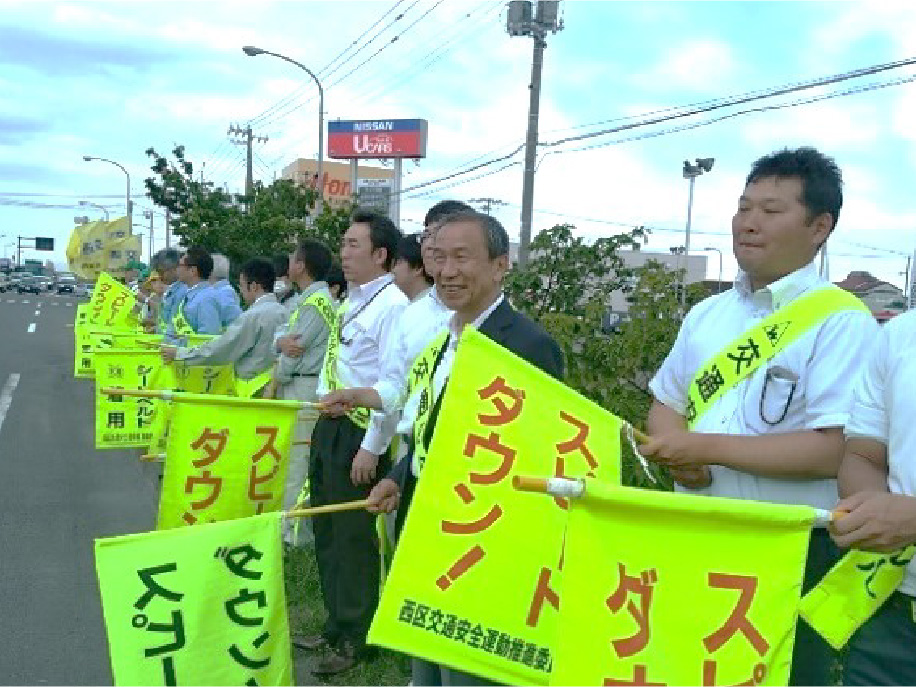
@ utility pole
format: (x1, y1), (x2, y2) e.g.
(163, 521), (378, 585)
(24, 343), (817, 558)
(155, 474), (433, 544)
(228, 124), (268, 201)
(507, 0), (563, 267)
(144, 210), (155, 262)
(165, 209), (171, 248)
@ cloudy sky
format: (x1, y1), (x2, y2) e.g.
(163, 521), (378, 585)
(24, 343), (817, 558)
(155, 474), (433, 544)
(3, 0), (916, 287)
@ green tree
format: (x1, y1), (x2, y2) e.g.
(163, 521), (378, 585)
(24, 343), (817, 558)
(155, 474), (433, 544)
(507, 226), (706, 489)
(143, 145), (351, 266)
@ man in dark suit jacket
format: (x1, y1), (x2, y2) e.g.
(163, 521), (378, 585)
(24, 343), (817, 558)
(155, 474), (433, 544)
(385, 295), (564, 533)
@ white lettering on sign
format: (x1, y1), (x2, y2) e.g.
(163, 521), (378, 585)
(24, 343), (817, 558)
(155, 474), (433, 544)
(353, 121), (394, 132)
(353, 134), (394, 155)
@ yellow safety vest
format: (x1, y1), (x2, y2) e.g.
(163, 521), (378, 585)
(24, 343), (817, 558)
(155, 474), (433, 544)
(322, 299), (372, 429)
(171, 299), (195, 337)
(686, 286), (869, 429)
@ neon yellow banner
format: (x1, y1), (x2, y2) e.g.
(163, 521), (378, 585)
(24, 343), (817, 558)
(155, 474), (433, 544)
(235, 370), (273, 399)
(368, 329), (621, 685)
(151, 361), (236, 396)
(95, 512), (293, 686)
(158, 395), (300, 530)
(799, 545), (916, 650)
(148, 400), (172, 454)
(552, 481), (816, 686)
(87, 272), (139, 330)
(74, 305), (94, 378)
(95, 350), (165, 449)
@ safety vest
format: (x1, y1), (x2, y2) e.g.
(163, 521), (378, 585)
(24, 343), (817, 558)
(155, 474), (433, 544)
(171, 299), (196, 337)
(686, 286), (869, 429)
(408, 331), (450, 477)
(321, 299), (372, 428)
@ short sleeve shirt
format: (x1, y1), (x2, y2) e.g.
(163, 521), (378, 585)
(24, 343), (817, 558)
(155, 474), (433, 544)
(846, 309), (916, 595)
(649, 261), (878, 510)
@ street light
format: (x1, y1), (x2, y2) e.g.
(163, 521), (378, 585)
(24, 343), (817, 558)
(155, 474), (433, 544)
(83, 155), (131, 231)
(243, 45), (324, 209)
(680, 157), (714, 307)
(79, 200), (109, 221)
(702, 246), (724, 293)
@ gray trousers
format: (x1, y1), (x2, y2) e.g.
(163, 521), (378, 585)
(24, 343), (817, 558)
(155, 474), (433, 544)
(278, 375), (319, 545)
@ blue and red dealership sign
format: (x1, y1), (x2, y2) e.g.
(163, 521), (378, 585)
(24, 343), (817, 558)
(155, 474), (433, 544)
(328, 119), (428, 159)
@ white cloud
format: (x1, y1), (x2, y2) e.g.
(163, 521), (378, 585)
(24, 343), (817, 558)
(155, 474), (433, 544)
(739, 99), (883, 151)
(636, 40), (739, 94)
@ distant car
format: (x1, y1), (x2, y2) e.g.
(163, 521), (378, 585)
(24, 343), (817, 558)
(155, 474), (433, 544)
(0, 275), (8, 292)
(57, 277), (77, 294)
(17, 277), (42, 294)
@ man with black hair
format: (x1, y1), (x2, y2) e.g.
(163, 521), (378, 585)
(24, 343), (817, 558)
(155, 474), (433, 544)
(391, 233), (433, 301)
(325, 264), (347, 304)
(273, 238), (334, 544)
(151, 248), (187, 337)
(302, 209), (407, 675)
(639, 147), (877, 686)
(161, 257), (286, 382)
(167, 245), (222, 340)
(272, 253), (298, 309)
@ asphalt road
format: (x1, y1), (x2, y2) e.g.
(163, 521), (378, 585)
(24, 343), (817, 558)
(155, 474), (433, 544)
(0, 291), (159, 685)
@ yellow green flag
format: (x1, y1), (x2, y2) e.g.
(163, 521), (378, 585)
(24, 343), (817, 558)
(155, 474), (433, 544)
(94, 350), (167, 449)
(151, 361), (237, 396)
(74, 305), (94, 378)
(799, 546), (916, 650)
(158, 394), (300, 530)
(551, 481), (817, 686)
(148, 400), (172, 454)
(87, 272), (139, 330)
(235, 370), (273, 399)
(94, 512), (292, 686)
(368, 329), (621, 685)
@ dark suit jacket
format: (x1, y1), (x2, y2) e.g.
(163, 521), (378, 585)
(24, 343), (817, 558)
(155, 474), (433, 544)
(389, 297), (564, 530)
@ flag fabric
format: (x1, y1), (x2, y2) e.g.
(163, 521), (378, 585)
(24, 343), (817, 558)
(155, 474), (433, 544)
(74, 304), (94, 378)
(68, 217), (139, 280)
(799, 545), (916, 650)
(368, 329), (621, 685)
(94, 350), (165, 449)
(87, 272), (139, 330)
(94, 512), (293, 686)
(551, 481), (817, 686)
(157, 394), (300, 530)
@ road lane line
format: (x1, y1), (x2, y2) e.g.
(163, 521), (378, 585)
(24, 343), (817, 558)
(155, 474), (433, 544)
(27, 323), (36, 333)
(34, 310), (40, 316)
(0, 373), (20, 436)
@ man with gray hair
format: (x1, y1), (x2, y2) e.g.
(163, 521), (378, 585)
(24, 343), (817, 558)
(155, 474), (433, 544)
(322, 210), (564, 684)
(209, 253), (242, 329)
(151, 248), (187, 337)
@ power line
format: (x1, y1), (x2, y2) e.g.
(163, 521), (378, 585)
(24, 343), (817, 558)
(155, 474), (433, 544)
(395, 59), (916, 198)
(250, 1), (424, 129)
(246, 0), (412, 127)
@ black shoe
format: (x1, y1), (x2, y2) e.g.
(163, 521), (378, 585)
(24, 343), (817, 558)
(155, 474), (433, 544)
(291, 632), (331, 651)
(312, 642), (359, 676)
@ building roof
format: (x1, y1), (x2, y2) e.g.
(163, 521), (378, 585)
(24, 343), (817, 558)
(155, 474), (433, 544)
(834, 270), (899, 296)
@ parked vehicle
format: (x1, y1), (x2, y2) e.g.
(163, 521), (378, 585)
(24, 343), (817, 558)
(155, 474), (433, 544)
(0, 274), (8, 292)
(57, 276), (77, 294)
(17, 276), (42, 294)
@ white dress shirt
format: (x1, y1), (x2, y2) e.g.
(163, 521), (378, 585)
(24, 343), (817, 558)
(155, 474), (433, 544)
(374, 286), (453, 414)
(649, 260), (877, 510)
(846, 309), (916, 595)
(397, 293), (504, 437)
(317, 273), (408, 455)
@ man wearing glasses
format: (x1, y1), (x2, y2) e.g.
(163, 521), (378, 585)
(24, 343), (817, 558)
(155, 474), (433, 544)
(167, 246), (223, 342)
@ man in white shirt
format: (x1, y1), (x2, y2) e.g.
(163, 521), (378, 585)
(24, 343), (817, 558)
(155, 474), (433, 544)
(831, 311), (916, 685)
(641, 147), (877, 686)
(304, 209), (407, 676)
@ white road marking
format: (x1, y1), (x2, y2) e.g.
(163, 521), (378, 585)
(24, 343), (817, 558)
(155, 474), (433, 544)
(22, 300), (29, 304)
(0, 373), (20, 435)
(34, 310), (40, 316)
(4, 300), (12, 304)
(66, 303), (74, 307)
(27, 323), (36, 333)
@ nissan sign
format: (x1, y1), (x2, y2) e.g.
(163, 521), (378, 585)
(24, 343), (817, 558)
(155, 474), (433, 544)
(328, 119), (428, 159)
